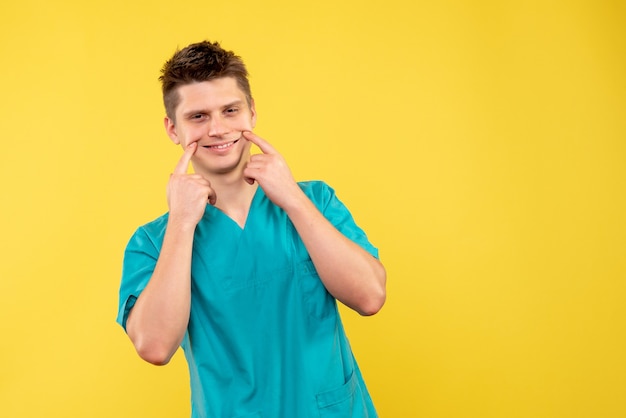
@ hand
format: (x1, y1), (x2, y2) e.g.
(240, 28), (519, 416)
(242, 131), (303, 209)
(167, 143), (216, 227)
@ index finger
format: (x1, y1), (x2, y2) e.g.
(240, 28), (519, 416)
(243, 131), (276, 154)
(173, 142), (197, 174)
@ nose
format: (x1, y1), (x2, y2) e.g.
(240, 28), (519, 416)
(207, 116), (229, 137)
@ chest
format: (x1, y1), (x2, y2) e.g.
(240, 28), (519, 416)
(190, 196), (303, 294)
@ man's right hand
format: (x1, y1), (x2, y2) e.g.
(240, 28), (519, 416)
(166, 142), (216, 227)
(128, 142), (206, 365)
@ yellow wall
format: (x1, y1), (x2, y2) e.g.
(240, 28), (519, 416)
(1, 1), (624, 417)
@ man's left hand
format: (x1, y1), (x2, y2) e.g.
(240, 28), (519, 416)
(242, 131), (303, 210)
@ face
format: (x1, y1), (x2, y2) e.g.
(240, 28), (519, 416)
(164, 77), (257, 177)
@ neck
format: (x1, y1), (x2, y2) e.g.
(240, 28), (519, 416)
(212, 177), (258, 211)
(207, 172), (258, 228)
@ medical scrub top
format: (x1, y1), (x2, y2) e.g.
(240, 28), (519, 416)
(117, 181), (379, 418)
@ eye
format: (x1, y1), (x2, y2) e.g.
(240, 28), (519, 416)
(225, 107), (239, 115)
(190, 114), (206, 121)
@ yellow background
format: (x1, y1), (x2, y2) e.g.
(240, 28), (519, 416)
(1, 0), (624, 417)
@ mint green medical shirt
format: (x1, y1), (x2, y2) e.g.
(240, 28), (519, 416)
(117, 181), (379, 418)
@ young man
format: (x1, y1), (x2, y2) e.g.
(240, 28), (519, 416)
(117, 40), (386, 417)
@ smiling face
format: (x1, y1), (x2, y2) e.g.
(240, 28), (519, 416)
(165, 77), (257, 178)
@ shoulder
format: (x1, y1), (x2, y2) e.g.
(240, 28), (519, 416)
(126, 212), (169, 252)
(297, 180), (354, 216)
(297, 180), (335, 203)
(140, 212), (169, 233)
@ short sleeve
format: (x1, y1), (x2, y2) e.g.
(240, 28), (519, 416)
(116, 226), (161, 331)
(303, 181), (379, 259)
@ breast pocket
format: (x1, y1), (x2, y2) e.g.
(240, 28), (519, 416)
(295, 259), (336, 319)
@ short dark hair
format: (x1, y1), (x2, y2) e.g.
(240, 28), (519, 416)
(159, 41), (252, 120)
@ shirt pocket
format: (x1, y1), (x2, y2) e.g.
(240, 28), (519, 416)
(295, 259), (336, 319)
(316, 369), (359, 416)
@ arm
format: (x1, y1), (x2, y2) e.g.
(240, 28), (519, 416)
(285, 192), (386, 315)
(126, 143), (215, 365)
(243, 132), (386, 315)
(126, 220), (194, 365)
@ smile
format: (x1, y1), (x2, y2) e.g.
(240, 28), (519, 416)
(203, 139), (238, 150)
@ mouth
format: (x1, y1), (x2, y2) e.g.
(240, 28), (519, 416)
(202, 139), (239, 150)
(200, 133), (244, 151)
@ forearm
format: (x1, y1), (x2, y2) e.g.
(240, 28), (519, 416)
(240, 132), (386, 314)
(126, 220), (195, 365)
(285, 193), (387, 316)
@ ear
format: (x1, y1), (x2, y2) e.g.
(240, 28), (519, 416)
(249, 99), (257, 129)
(164, 116), (180, 145)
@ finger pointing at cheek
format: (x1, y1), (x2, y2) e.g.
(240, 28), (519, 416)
(174, 142), (198, 175)
(243, 131), (277, 155)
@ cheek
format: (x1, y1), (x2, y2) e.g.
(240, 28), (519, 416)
(236, 111), (256, 131)
(183, 128), (204, 145)
(233, 119), (253, 132)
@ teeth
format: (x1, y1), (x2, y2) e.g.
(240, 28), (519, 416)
(211, 141), (234, 149)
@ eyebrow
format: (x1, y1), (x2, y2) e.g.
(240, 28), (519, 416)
(182, 100), (244, 119)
